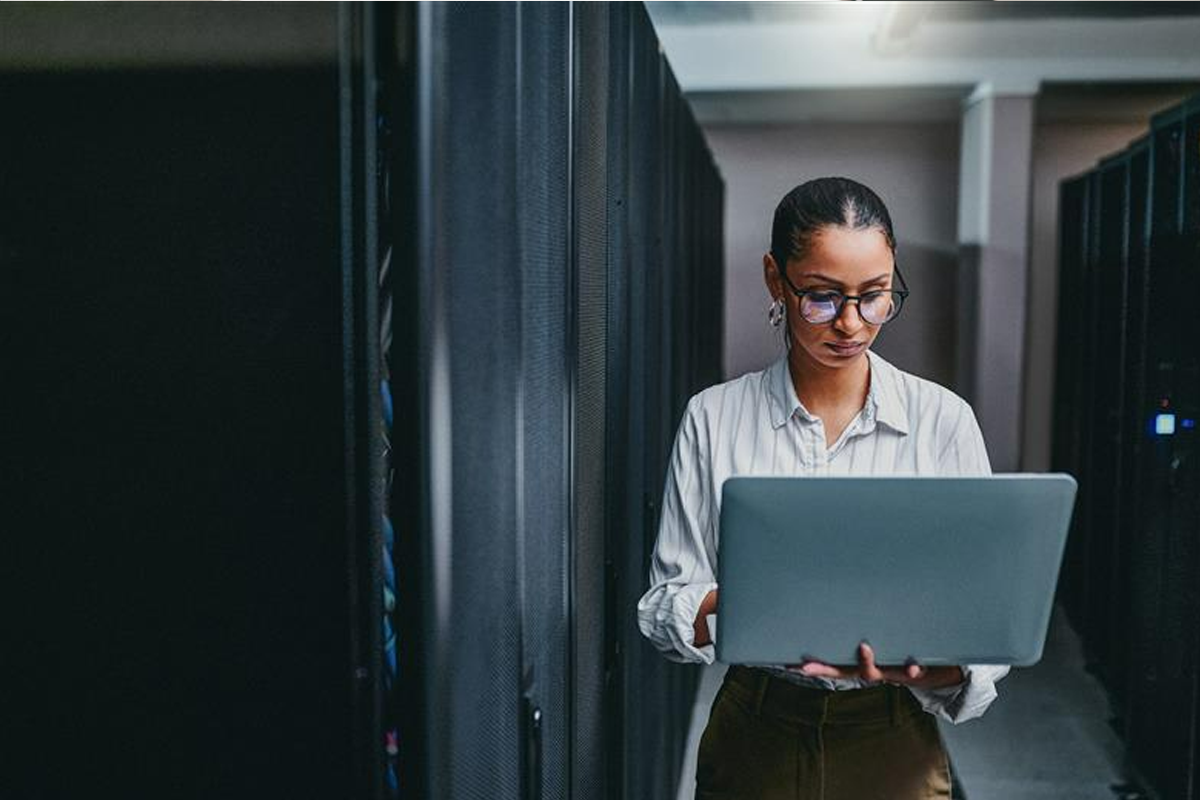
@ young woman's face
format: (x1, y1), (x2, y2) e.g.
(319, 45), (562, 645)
(764, 225), (895, 372)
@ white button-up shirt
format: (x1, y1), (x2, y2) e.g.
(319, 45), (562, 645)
(636, 348), (1009, 724)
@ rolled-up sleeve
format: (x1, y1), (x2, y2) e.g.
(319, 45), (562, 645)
(907, 664), (1011, 724)
(911, 397), (1009, 723)
(637, 399), (719, 665)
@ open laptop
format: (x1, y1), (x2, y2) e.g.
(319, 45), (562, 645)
(713, 474), (1077, 667)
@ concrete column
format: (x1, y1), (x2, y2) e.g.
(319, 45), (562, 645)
(956, 82), (1037, 473)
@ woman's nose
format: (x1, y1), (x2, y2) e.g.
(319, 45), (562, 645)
(833, 297), (865, 333)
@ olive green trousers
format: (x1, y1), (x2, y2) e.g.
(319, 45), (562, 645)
(695, 665), (953, 800)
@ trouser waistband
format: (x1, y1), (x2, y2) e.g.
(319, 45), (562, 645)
(724, 664), (922, 727)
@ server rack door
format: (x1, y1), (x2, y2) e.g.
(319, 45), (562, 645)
(0, 15), (386, 797)
(1072, 169), (1103, 660)
(514, 5), (573, 800)
(571, 5), (612, 799)
(1053, 176), (1089, 620)
(629, 15), (676, 799)
(1167, 101), (1200, 800)
(1126, 107), (1188, 800)
(416, 5), (524, 799)
(600, 6), (636, 800)
(1117, 140), (1154, 746)
(1086, 156), (1131, 692)
(616, 11), (657, 800)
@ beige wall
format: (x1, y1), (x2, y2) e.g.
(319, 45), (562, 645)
(1021, 121), (1146, 471)
(703, 122), (962, 390)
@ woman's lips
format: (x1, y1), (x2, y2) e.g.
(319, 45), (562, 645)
(825, 341), (866, 357)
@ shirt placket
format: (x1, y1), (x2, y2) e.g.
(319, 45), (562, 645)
(814, 421), (828, 473)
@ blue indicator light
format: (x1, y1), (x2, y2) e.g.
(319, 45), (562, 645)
(1183, 418), (1196, 430)
(1155, 413), (1176, 435)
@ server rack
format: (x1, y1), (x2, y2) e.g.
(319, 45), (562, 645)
(1081, 151), (1131, 696)
(3, 6), (385, 798)
(1053, 174), (1090, 623)
(1114, 136), (1152, 729)
(1056, 94), (1200, 800)
(403, 4), (724, 800)
(3, 4), (722, 798)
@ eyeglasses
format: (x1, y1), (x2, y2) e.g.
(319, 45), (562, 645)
(777, 263), (910, 326)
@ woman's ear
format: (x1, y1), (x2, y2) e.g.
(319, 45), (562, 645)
(763, 252), (784, 300)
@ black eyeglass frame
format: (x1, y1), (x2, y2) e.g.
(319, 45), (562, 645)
(775, 261), (911, 326)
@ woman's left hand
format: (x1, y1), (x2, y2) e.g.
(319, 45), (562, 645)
(788, 641), (966, 690)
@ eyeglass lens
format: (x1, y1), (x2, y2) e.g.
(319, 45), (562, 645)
(799, 291), (899, 325)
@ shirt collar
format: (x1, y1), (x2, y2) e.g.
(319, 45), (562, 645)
(766, 349), (910, 436)
(767, 354), (807, 428)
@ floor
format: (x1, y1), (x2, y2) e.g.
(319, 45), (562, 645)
(676, 606), (1129, 800)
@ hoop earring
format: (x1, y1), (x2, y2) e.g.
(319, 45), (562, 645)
(767, 297), (785, 328)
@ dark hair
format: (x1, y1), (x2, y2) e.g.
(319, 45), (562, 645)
(770, 177), (897, 269)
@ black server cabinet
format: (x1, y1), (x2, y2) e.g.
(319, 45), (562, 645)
(572, 3), (613, 798)
(513, 7), (574, 800)
(1125, 114), (1186, 797)
(1064, 97), (1200, 800)
(407, 4), (543, 798)
(1114, 136), (1152, 731)
(404, 4), (724, 800)
(4, 4), (725, 798)
(1127, 103), (1200, 800)
(1076, 167), (1103, 669)
(3, 6), (390, 798)
(1166, 97), (1200, 800)
(1082, 152), (1132, 695)
(1053, 175), (1089, 622)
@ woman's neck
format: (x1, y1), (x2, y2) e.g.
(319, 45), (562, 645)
(787, 347), (870, 416)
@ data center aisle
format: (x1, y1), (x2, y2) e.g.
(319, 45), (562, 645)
(675, 605), (1126, 800)
(939, 605), (1126, 800)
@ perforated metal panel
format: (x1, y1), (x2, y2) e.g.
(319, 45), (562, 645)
(602, 5), (634, 799)
(516, 4), (572, 799)
(408, 7), (725, 800)
(1116, 141), (1152, 738)
(571, 6), (611, 799)
(626, 15), (673, 799)
(1083, 156), (1130, 691)
(424, 4), (523, 799)
(1052, 176), (1088, 621)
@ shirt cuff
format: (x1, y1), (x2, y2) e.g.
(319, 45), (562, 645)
(906, 664), (1006, 724)
(669, 581), (719, 665)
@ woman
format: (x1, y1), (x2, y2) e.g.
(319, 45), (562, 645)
(636, 177), (1009, 799)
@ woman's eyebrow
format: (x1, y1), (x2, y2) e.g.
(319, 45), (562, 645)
(797, 272), (892, 287)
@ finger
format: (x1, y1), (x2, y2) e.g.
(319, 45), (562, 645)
(799, 661), (849, 678)
(786, 655), (822, 674)
(859, 641), (884, 682)
(906, 661), (925, 681)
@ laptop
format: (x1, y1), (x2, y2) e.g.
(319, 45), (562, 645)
(713, 474), (1077, 667)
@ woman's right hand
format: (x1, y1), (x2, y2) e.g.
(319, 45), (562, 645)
(693, 589), (719, 647)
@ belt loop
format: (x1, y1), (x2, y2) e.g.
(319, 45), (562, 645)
(753, 671), (769, 716)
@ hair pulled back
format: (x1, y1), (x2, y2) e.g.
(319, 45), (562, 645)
(770, 177), (896, 270)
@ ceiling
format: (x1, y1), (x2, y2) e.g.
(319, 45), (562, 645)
(646, 1), (1200, 123)
(646, 1), (1200, 27)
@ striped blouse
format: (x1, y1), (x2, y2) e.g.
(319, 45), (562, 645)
(636, 348), (1009, 724)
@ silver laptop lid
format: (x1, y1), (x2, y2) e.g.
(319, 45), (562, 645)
(714, 474), (1077, 667)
